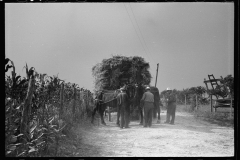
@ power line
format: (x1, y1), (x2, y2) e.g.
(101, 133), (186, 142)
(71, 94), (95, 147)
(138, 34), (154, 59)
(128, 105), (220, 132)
(128, 4), (160, 85)
(123, 3), (149, 60)
(129, 4), (156, 65)
(124, 5), (192, 82)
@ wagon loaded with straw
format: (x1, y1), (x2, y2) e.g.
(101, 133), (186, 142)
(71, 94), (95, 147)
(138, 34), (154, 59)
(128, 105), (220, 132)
(91, 55), (152, 119)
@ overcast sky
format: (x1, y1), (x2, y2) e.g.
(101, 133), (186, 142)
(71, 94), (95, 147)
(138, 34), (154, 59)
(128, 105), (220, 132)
(5, 3), (234, 92)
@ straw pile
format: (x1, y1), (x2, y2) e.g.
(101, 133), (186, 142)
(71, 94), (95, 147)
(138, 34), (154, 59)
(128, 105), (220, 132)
(92, 55), (152, 92)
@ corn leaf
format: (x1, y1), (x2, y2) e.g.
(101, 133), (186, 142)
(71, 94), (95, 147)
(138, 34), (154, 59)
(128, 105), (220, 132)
(30, 123), (37, 134)
(28, 147), (37, 153)
(8, 145), (16, 151)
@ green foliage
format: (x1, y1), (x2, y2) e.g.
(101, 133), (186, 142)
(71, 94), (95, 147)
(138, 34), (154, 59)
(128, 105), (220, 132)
(160, 74), (234, 112)
(193, 108), (234, 127)
(92, 55), (152, 91)
(5, 99), (23, 156)
(220, 75), (234, 96)
(5, 58), (93, 157)
(160, 86), (209, 107)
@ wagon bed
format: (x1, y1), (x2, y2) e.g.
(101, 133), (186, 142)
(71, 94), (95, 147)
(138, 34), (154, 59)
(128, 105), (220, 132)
(213, 98), (234, 108)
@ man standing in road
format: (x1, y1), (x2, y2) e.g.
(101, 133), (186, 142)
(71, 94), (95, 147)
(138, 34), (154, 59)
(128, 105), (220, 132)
(164, 88), (177, 125)
(140, 86), (154, 127)
(117, 86), (130, 129)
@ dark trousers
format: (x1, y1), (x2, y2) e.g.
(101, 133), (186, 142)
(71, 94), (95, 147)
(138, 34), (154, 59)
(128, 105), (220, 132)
(120, 105), (130, 128)
(166, 103), (176, 124)
(143, 102), (154, 127)
(116, 105), (120, 125)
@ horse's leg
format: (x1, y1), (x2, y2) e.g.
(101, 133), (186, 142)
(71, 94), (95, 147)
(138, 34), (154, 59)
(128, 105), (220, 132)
(157, 105), (161, 124)
(116, 105), (120, 126)
(120, 107), (124, 128)
(153, 106), (157, 119)
(104, 109), (107, 116)
(91, 105), (98, 124)
(126, 104), (131, 127)
(139, 106), (143, 125)
(158, 106), (161, 120)
(127, 105), (131, 126)
(99, 105), (106, 125)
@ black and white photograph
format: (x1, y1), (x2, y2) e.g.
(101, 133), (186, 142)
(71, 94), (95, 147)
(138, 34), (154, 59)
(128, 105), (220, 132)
(5, 2), (234, 157)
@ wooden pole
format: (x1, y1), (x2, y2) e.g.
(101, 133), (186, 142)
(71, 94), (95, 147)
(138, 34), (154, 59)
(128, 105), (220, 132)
(155, 63), (159, 87)
(108, 106), (111, 122)
(20, 77), (35, 135)
(60, 83), (64, 119)
(230, 97), (233, 119)
(185, 95), (187, 107)
(176, 94), (178, 105)
(214, 97), (217, 113)
(196, 95), (198, 110)
(80, 91), (84, 120)
(86, 91), (89, 111)
(163, 95), (166, 109)
(210, 95), (213, 112)
(98, 97), (100, 127)
(73, 87), (76, 121)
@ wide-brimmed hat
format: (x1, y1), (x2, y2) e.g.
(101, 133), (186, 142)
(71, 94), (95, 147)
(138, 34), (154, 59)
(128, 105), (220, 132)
(166, 87), (172, 91)
(145, 86), (151, 90)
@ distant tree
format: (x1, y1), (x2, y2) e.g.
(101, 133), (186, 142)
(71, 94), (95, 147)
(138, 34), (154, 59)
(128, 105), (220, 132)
(176, 89), (187, 104)
(220, 75), (234, 97)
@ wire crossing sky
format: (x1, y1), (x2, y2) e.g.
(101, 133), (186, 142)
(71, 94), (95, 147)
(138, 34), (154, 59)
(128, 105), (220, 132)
(5, 3), (234, 92)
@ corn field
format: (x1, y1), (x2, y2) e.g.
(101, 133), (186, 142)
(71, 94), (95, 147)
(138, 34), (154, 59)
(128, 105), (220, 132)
(5, 58), (94, 157)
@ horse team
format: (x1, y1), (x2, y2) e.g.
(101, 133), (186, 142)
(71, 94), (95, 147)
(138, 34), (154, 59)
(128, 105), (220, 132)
(91, 84), (162, 128)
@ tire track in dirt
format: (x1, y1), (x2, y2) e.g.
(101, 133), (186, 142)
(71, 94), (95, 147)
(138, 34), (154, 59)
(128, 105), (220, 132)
(74, 110), (234, 157)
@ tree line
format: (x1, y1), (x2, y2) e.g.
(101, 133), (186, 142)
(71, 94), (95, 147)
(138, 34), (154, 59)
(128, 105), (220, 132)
(160, 74), (234, 110)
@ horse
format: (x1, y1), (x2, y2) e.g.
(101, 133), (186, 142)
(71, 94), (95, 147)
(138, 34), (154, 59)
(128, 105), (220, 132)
(91, 89), (119, 125)
(91, 85), (135, 126)
(131, 84), (145, 124)
(132, 84), (161, 125)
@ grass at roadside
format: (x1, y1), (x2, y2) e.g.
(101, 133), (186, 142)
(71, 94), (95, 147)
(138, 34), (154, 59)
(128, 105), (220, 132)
(176, 104), (234, 128)
(57, 115), (95, 157)
(55, 103), (96, 157)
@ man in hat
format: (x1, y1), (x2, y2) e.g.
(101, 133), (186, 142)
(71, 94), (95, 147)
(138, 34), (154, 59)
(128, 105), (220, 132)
(164, 88), (176, 125)
(117, 86), (130, 129)
(140, 86), (154, 127)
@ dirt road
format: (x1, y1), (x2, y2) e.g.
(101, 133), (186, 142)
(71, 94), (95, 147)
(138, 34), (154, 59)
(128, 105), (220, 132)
(72, 109), (234, 157)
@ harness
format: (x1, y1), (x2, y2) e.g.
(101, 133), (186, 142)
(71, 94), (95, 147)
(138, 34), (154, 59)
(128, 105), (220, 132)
(98, 97), (117, 105)
(96, 83), (160, 105)
(95, 90), (119, 105)
(95, 84), (134, 105)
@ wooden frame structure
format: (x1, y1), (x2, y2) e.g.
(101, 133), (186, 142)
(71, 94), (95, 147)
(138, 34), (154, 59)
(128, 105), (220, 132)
(203, 75), (234, 117)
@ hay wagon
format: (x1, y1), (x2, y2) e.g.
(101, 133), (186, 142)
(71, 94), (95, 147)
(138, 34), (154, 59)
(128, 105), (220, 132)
(203, 74), (234, 117)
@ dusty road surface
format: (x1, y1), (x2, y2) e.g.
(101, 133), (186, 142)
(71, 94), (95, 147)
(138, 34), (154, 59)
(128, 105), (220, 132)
(72, 109), (234, 157)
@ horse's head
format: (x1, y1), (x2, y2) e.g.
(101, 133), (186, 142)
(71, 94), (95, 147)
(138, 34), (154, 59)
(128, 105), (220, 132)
(117, 84), (144, 116)
(125, 83), (145, 106)
(114, 89), (121, 98)
(125, 84), (135, 99)
(135, 84), (145, 96)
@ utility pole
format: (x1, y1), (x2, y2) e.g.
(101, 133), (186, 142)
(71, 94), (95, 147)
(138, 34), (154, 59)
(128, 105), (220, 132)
(155, 63), (159, 87)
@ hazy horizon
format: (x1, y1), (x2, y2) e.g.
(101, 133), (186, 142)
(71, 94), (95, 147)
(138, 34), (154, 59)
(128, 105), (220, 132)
(5, 2), (234, 92)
